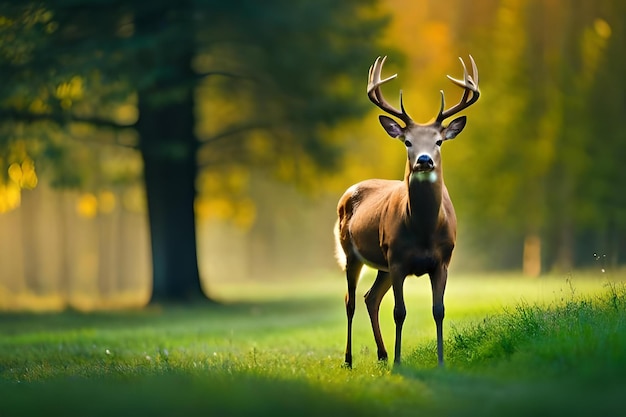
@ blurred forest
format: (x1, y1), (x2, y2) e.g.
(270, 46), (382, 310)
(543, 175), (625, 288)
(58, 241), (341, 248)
(1, 0), (625, 310)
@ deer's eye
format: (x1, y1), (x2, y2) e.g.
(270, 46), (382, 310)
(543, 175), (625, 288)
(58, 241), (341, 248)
(404, 140), (412, 147)
(435, 140), (443, 147)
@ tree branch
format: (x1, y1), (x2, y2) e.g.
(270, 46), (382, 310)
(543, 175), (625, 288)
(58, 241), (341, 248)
(197, 122), (277, 169)
(200, 121), (273, 145)
(0, 109), (133, 130)
(0, 109), (138, 149)
(196, 71), (258, 82)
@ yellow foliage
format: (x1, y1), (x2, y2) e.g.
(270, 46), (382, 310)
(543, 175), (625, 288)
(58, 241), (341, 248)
(226, 168), (249, 193)
(196, 197), (234, 220)
(195, 196), (257, 230)
(200, 168), (249, 195)
(594, 18), (611, 39)
(246, 133), (272, 159)
(28, 98), (50, 114)
(113, 103), (139, 126)
(7, 158), (38, 190)
(55, 76), (84, 109)
(7, 163), (22, 183)
(581, 18), (611, 88)
(0, 183), (21, 213)
(20, 159), (37, 190)
(196, 166), (256, 227)
(0, 154), (40, 213)
(76, 193), (98, 218)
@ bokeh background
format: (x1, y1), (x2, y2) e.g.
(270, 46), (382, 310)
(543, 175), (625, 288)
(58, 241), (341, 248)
(0, 0), (624, 310)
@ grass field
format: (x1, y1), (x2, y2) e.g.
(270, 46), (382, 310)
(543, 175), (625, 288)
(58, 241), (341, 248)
(1, 269), (626, 416)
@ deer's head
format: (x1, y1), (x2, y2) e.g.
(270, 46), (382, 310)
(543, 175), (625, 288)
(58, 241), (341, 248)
(367, 56), (480, 182)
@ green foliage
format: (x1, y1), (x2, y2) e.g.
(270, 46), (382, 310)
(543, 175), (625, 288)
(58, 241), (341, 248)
(193, 0), (393, 181)
(0, 0), (390, 183)
(445, 0), (626, 270)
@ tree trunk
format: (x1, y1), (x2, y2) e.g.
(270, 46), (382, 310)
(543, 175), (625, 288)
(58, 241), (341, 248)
(523, 233), (541, 277)
(554, 215), (574, 272)
(138, 96), (207, 303)
(135, 4), (208, 303)
(21, 189), (42, 294)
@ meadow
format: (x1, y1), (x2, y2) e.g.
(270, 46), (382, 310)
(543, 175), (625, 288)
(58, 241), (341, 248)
(1, 269), (625, 416)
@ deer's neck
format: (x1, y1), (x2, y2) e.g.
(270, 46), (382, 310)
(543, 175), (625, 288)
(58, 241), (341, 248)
(405, 162), (444, 238)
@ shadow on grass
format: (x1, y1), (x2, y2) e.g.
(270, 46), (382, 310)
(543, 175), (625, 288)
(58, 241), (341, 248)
(394, 364), (626, 417)
(0, 296), (340, 335)
(0, 370), (381, 417)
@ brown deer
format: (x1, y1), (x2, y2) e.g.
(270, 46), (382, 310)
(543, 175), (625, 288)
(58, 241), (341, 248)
(334, 56), (479, 367)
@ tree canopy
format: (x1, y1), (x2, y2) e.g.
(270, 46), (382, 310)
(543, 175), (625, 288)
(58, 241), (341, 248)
(0, 0), (391, 302)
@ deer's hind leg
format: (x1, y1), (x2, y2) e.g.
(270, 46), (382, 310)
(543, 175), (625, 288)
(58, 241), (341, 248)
(344, 254), (363, 368)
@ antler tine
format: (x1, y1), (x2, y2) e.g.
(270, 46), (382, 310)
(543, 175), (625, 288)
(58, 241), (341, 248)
(436, 56), (480, 124)
(399, 90), (408, 115)
(368, 56), (397, 90)
(366, 56), (413, 126)
(438, 89), (445, 117)
(470, 54), (479, 86)
(446, 57), (471, 89)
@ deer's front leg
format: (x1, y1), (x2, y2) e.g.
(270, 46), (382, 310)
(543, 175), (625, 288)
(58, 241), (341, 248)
(391, 270), (407, 365)
(430, 265), (448, 367)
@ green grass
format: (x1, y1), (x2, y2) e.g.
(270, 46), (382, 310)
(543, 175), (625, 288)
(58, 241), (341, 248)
(1, 271), (626, 416)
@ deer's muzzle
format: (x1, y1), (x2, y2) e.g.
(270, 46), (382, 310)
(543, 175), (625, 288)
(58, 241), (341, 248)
(414, 154), (435, 172)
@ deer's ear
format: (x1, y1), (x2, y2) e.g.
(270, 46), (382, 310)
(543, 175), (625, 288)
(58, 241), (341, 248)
(379, 115), (404, 138)
(442, 116), (466, 140)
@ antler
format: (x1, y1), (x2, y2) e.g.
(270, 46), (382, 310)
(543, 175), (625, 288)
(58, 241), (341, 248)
(367, 56), (413, 126)
(435, 55), (480, 124)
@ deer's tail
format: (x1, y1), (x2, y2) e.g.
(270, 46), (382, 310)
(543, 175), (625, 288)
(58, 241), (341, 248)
(333, 219), (347, 271)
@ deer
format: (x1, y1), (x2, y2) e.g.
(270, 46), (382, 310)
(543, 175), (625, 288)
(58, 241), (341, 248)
(334, 55), (479, 367)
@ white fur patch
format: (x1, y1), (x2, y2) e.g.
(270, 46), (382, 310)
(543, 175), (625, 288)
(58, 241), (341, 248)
(411, 171), (438, 183)
(333, 220), (347, 270)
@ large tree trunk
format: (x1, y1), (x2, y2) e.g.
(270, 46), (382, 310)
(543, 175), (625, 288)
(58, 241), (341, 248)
(138, 94), (207, 303)
(135, 4), (208, 303)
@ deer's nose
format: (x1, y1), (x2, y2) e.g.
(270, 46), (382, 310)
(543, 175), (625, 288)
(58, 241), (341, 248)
(415, 154), (435, 171)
